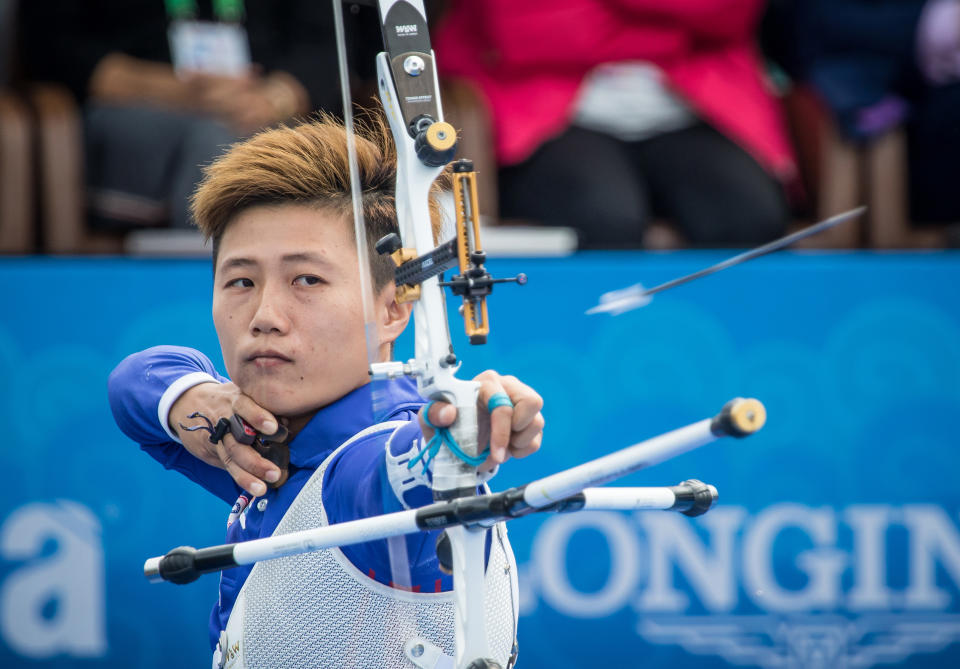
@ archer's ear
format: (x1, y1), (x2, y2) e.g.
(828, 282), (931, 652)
(378, 283), (412, 345)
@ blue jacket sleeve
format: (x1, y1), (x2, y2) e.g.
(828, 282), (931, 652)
(108, 345), (241, 504)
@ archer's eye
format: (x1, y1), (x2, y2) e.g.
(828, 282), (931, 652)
(225, 278), (254, 289)
(293, 275), (324, 287)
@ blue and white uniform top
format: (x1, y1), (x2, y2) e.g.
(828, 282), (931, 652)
(108, 346), (517, 668)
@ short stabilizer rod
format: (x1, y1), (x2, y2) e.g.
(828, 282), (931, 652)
(143, 481), (720, 585)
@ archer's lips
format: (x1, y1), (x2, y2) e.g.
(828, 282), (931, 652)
(246, 350), (293, 368)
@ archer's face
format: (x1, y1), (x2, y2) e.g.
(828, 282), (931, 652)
(212, 203), (406, 422)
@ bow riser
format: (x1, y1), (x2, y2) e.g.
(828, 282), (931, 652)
(375, 51), (483, 472)
(373, 7), (491, 666)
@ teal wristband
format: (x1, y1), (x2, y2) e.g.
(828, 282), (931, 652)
(487, 392), (513, 412)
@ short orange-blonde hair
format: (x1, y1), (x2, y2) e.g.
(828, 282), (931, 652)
(191, 111), (446, 290)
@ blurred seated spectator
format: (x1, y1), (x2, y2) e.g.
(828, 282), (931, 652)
(434, 0), (797, 249)
(18, 0), (358, 232)
(765, 0), (960, 229)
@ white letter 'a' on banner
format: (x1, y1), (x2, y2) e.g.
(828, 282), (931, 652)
(0, 501), (107, 658)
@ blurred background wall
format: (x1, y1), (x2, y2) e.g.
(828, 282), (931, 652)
(3, 0), (960, 666)
(2, 253), (959, 668)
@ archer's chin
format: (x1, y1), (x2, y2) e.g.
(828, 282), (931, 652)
(235, 377), (307, 416)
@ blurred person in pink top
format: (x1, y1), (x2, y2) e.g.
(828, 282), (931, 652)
(434, 0), (797, 249)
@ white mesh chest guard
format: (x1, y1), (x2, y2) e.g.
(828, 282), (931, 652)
(219, 423), (519, 668)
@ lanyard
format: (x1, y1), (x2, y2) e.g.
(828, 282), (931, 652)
(164, 0), (244, 22)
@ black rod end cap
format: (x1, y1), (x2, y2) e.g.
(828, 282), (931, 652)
(159, 546), (202, 585)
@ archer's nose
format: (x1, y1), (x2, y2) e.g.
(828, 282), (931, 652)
(250, 292), (291, 335)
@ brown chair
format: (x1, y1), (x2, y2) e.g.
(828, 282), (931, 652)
(785, 85), (863, 248)
(5, 0), (123, 253)
(0, 0), (34, 253)
(0, 90), (33, 253)
(31, 83), (124, 253)
(862, 127), (945, 248)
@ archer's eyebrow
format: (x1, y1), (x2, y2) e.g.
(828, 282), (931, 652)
(218, 253), (334, 273)
(218, 257), (258, 273)
(280, 252), (333, 266)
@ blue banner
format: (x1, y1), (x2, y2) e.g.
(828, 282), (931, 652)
(1, 253), (959, 668)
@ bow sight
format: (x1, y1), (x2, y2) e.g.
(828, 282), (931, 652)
(375, 158), (526, 346)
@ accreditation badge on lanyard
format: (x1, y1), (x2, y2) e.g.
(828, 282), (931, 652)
(166, 0), (251, 76)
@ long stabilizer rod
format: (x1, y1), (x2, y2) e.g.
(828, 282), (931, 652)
(520, 397), (762, 508)
(144, 398), (763, 585)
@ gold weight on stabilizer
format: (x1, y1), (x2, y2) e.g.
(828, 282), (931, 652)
(713, 398), (767, 437)
(729, 398), (766, 434)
